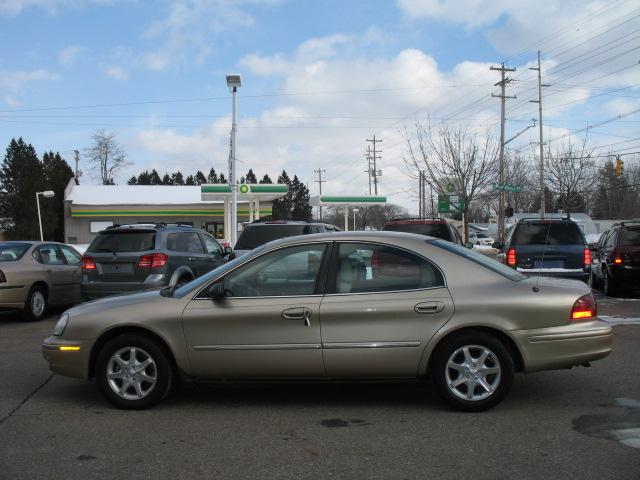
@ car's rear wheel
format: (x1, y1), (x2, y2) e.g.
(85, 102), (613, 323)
(96, 334), (173, 409)
(603, 269), (619, 297)
(432, 332), (514, 412)
(23, 285), (47, 321)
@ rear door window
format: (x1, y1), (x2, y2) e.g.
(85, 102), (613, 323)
(332, 243), (444, 294)
(88, 231), (156, 253)
(512, 222), (584, 245)
(37, 245), (66, 265)
(167, 232), (205, 253)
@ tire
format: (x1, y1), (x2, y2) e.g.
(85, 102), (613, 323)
(95, 333), (173, 409)
(22, 285), (47, 321)
(431, 331), (514, 412)
(603, 269), (619, 297)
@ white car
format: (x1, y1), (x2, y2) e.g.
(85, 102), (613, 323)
(468, 232), (494, 246)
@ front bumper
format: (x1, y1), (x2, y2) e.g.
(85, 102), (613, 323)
(42, 336), (93, 379)
(512, 319), (613, 373)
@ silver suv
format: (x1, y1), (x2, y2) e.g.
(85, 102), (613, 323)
(81, 223), (231, 299)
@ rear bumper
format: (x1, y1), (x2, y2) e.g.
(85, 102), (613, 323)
(42, 336), (93, 379)
(609, 265), (640, 285)
(512, 320), (613, 373)
(81, 278), (167, 299)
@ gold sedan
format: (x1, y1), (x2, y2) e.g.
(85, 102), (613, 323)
(42, 232), (612, 411)
(0, 241), (83, 320)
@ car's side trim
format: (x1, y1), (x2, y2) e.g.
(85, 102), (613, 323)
(193, 343), (322, 351)
(323, 341), (421, 349)
(0, 285), (24, 290)
(323, 286), (446, 297)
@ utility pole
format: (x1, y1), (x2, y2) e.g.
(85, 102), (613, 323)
(366, 135), (382, 195)
(364, 146), (372, 195)
(490, 62), (516, 242)
(529, 50), (549, 220)
(314, 168), (326, 220)
(73, 149), (80, 179)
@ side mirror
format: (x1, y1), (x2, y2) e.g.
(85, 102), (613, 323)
(492, 241), (502, 249)
(208, 283), (226, 299)
(465, 242), (473, 249)
(224, 246), (233, 255)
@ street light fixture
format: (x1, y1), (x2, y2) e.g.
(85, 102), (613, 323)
(226, 74), (242, 247)
(36, 190), (55, 241)
(353, 208), (359, 231)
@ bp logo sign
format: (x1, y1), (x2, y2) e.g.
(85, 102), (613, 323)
(239, 184), (250, 194)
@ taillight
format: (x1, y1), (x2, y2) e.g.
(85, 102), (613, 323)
(138, 253), (168, 269)
(81, 256), (96, 271)
(584, 248), (592, 266)
(571, 293), (597, 321)
(506, 247), (516, 267)
(0, 269), (6, 283)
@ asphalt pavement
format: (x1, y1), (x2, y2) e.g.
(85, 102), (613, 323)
(0, 295), (639, 480)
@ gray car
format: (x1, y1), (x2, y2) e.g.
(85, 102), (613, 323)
(81, 223), (231, 299)
(43, 231), (612, 412)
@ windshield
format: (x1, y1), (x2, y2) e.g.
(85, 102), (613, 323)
(430, 239), (525, 281)
(235, 225), (308, 250)
(0, 242), (31, 261)
(512, 222), (584, 246)
(619, 227), (640, 246)
(385, 223), (451, 240)
(88, 230), (156, 253)
(171, 245), (267, 297)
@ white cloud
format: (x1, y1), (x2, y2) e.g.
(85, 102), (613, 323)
(0, 0), (120, 16)
(0, 69), (60, 92)
(239, 53), (288, 76)
(105, 65), (128, 80)
(58, 45), (87, 66)
(2, 95), (21, 108)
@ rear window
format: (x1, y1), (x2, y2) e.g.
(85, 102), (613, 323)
(384, 222), (451, 241)
(235, 225), (309, 250)
(619, 227), (640, 246)
(430, 239), (525, 281)
(0, 242), (31, 261)
(88, 230), (156, 253)
(512, 222), (584, 246)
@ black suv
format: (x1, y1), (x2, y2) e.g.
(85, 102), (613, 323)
(382, 218), (463, 245)
(81, 223), (231, 299)
(496, 217), (590, 281)
(590, 220), (640, 296)
(234, 220), (341, 256)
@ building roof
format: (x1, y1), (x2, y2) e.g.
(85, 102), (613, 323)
(66, 185), (213, 205)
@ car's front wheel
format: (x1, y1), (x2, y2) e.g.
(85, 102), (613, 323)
(95, 334), (173, 409)
(432, 331), (514, 412)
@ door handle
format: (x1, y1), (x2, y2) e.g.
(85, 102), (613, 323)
(414, 301), (445, 314)
(187, 257), (197, 261)
(281, 307), (312, 326)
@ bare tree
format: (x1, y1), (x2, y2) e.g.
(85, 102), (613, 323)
(544, 139), (596, 214)
(404, 121), (498, 241)
(85, 130), (131, 185)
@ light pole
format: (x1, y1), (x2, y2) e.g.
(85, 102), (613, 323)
(36, 190), (55, 241)
(226, 74), (242, 247)
(353, 208), (359, 231)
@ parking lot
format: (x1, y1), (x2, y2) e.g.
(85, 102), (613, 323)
(1, 293), (639, 480)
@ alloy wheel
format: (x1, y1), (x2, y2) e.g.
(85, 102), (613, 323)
(445, 345), (502, 401)
(30, 291), (46, 317)
(106, 347), (157, 400)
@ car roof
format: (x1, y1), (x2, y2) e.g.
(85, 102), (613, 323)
(256, 230), (438, 250)
(385, 218), (449, 225)
(101, 223), (200, 232)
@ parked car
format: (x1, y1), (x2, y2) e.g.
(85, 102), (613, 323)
(590, 220), (640, 296)
(383, 218), (463, 245)
(468, 232), (494, 246)
(0, 241), (83, 321)
(43, 231), (611, 412)
(494, 218), (590, 282)
(81, 223), (231, 300)
(234, 220), (340, 257)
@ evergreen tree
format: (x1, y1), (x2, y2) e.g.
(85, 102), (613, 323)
(245, 169), (257, 184)
(171, 171), (185, 185)
(149, 169), (162, 185)
(219, 173), (227, 183)
(259, 174), (273, 184)
(272, 170), (292, 220)
(42, 151), (74, 242)
(0, 138), (44, 239)
(185, 175), (196, 185)
(290, 175), (312, 220)
(127, 176), (138, 185)
(207, 168), (219, 184)
(195, 170), (207, 185)
(161, 173), (172, 185)
(135, 170), (153, 185)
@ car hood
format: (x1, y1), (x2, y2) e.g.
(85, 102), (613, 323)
(66, 290), (164, 317)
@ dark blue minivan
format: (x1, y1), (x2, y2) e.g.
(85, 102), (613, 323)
(497, 218), (590, 282)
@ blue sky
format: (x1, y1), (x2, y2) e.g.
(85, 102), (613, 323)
(1, 0), (639, 211)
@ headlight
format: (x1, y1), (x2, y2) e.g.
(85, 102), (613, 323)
(52, 313), (69, 336)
